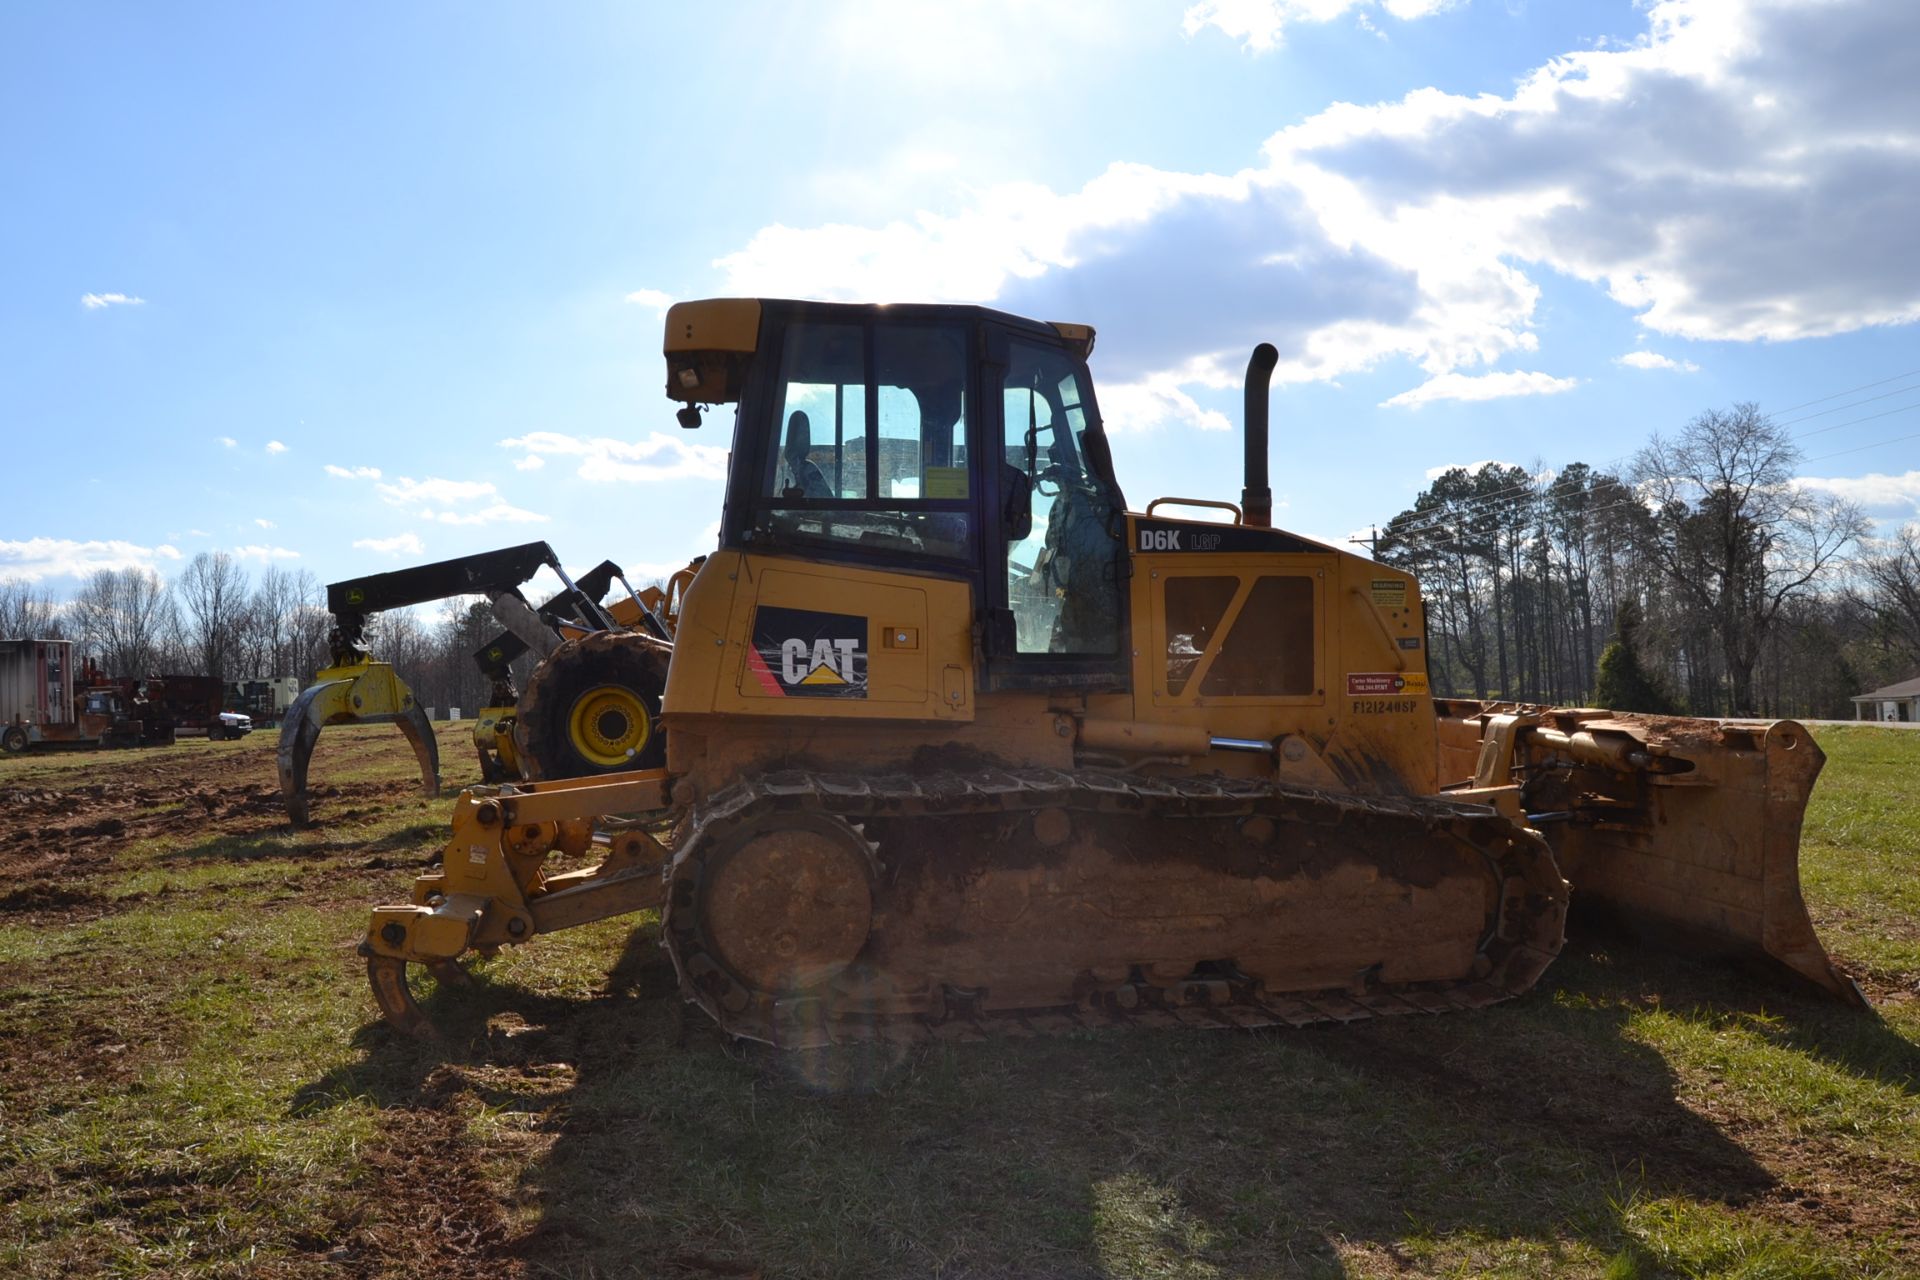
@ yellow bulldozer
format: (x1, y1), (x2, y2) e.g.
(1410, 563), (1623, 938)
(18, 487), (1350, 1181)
(361, 298), (1862, 1045)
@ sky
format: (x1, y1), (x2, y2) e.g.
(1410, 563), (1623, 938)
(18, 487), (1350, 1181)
(4, 0), (1919, 603)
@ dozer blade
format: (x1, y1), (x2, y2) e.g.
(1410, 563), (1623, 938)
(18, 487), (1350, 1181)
(1441, 706), (1865, 1006)
(278, 676), (440, 826)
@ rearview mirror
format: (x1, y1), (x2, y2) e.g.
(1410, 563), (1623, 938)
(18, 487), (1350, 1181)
(1002, 464), (1034, 542)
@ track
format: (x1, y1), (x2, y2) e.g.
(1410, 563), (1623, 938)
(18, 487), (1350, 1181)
(663, 767), (1569, 1048)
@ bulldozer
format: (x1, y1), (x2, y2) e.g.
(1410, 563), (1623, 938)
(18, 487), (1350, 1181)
(360, 298), (1862, 1046)
(278, 543), (682, 825)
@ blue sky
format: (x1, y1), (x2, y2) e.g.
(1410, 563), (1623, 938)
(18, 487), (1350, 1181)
(5, 0), (1917, 596)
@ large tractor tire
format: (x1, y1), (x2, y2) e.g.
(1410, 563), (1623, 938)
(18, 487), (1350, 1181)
(514, 631), (670, 780)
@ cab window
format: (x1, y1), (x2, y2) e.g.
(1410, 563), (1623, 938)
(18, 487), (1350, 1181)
(759, 321), (971, 560)
(1002, 340), (1123, 655)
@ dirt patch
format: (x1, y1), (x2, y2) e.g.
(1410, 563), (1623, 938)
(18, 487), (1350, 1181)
(343, 1068), (530, 1279)
(0, 882), (118, 922)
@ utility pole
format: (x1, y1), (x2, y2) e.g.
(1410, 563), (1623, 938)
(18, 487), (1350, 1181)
(1348, 525), (1380, 558)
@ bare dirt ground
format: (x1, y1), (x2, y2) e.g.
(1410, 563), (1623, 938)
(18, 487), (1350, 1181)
(1, 723), (1916, 1278)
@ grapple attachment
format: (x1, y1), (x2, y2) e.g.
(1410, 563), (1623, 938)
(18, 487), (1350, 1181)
(1439, 704), (1863, 1006)
(278, 660), (439, 826)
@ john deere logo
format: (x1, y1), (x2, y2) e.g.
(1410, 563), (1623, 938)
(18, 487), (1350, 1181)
(745, 606), (867, 699)
(346, 587), (366, 605)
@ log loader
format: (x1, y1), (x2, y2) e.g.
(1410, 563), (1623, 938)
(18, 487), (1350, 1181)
(279, 543), (675, 824)
(360, 298), (1862, 1046)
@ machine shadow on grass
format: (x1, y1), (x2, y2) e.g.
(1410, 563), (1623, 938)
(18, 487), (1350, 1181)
(289, 925), (1905, 1278)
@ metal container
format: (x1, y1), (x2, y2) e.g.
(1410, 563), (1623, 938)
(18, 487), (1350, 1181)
(0, 638), (75, 728)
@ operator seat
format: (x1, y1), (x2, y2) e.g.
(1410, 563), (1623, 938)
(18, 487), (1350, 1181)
(782, 411), (833, 500)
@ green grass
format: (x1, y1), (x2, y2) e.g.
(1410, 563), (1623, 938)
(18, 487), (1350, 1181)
(0, 722), (1914, 1276)
(1799, 727), (1920, 989)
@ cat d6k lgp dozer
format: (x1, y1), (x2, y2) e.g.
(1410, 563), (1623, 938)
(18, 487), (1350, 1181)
(360, 298), (1861, 1046)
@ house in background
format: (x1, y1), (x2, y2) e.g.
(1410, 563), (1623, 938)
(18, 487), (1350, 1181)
(1851, 676), (1920, 722)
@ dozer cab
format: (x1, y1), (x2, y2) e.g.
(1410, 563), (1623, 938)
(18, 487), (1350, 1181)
(361, 298), (1860, 1046)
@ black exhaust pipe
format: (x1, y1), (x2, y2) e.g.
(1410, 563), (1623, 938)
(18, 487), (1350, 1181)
(1242, 342), (1279, 529)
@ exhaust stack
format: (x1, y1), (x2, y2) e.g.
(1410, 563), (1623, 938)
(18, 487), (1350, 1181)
(1241, 343), (1280, 529)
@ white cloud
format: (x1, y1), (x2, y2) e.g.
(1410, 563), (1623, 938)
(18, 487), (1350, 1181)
(513, 453), (546, 471)
(709, 0), (1920, 426)
(218, 437), (238, 449)
(353, 532), (427, 557)
(231, 544), (301, 562)
(1798, 470), (1920, 512)
(1382, 370), (1580, 408)
(498, 431), (729, 484)
(265, 440), (289, 454)
(1183, 0), (1460, 53)
(423, 503), (549, 526)
(81, 292), (144, 310)
(624, 288), (674, 310)
(253, 518), (275, 529)
(1616, 350), (1701, 372)
(329, 467), (547, 526)
(376, 476), (497, 506)
(0, 537), (179, 582)
(1097, 376), (1234, 433)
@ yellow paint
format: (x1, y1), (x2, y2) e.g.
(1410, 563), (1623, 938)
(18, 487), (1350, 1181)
(662, 550), (974, 723)
(663, 299), (761, 353)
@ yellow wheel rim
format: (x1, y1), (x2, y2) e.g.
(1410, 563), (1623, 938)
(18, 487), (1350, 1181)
(567, 684), (651, 767)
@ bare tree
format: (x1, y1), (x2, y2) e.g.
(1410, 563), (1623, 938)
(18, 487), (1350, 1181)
(1631, 404), (1867, 715)
(239, 566), (306, 679)
(1857, 523), (1920, 668)
(0, 578), (65, 639)
(176, 552), (253, 679)
(70, 568), (175, 676)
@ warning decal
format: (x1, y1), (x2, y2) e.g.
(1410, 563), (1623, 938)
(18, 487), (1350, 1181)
(1369, 579), (1408, 608)
(1346, 671), (1430, 697)
(746, 606), (868, 699)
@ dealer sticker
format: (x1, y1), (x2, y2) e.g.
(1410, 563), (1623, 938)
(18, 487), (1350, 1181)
(1346, 671), (1430, 696)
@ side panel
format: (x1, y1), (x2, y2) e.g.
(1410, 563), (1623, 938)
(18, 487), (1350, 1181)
(662, 550), (975, 723)
(1124, 515), (1438, 793)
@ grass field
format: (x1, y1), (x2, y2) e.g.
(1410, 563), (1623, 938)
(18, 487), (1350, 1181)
(1, 722), (1915, 1278)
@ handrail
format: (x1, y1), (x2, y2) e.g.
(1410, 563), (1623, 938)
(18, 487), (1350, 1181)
(1145, 497), (1243, 524)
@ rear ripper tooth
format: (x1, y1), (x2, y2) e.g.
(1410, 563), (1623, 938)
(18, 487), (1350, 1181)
(661, 768), (1569, 1048)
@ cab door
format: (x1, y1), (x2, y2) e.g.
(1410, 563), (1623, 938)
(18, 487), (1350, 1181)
(979, 327), (1131, 693)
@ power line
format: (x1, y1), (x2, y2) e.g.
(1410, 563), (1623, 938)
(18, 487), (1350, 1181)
(1776, 382), (1920, 433)
(1804, 427), (1920, 464)
(1771, 366), (1920, 416)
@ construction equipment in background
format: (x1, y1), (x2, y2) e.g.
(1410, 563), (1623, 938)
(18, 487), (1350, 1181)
(227, 677), (302, 729)
(469, 560), (695, 783)
(278, 542), (673, 825)
(360, 298), (1861, 1047)
(0, 643), (231, 752)
(3, 641), (150, 752)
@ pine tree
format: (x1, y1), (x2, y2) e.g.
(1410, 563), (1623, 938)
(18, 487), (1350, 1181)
(1593, 602), (1681, 715)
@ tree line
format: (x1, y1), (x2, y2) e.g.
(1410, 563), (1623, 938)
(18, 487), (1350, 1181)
(0, 556), (510, 718)
(1374, 403), (1918, 717)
